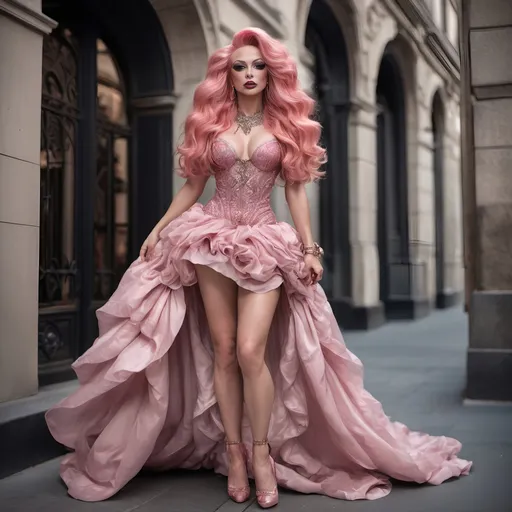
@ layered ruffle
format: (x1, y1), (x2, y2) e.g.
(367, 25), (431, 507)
(46, 204), (471, 502)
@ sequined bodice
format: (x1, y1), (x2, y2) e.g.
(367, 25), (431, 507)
(203, 138), (281, 225)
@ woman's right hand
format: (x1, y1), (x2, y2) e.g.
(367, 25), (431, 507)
(139, 230), (160, 261)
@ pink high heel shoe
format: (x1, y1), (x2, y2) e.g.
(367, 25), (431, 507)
(253, 439), (279, 509)
(225, 440), (251, 503)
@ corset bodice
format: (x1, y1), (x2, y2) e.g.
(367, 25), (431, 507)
(203, 138), (281, 225)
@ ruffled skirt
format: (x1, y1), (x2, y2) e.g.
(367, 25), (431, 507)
(45, 204), (472, 502)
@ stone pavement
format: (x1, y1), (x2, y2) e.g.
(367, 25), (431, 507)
(1, 308), (511, 512)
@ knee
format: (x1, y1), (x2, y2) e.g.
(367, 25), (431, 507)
(237, 337), (265, 377)
(212, 336), (238, 372)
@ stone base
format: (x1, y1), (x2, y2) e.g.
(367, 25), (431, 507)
(436, 291), (462, 309)
(466, 349), (512, 401)
(0, 382), (76, 478)
(329, 297), (386, 330)
(384, 298), (432, 320)
(466, 290), (512, 401)
(0, 410), (66, 479)
(39, 365), (77, 388)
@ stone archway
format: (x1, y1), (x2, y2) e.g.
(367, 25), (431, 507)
(151, 0), (216, 198)
(376, 48), (410, 319)
(305, 0), (351, 320)
(39, 0), (174, 383)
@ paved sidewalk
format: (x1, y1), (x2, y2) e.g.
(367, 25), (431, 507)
(1, 309), (511, 512)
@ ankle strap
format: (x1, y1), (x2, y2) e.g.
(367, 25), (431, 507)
(252, 439), (269, 446)
(225, 439), (242, 446)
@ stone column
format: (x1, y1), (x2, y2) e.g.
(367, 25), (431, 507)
(414, 98), (436, 307)
(460, 0), (512, 401)
(349, 102), (385, 328)
(0, 1), (56, 403)
(442, 99), (464, 305)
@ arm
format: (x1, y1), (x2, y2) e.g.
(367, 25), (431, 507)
(285, 182), (314, 247)
(140, 175), (209, 260)
(285, 182), (324, 284)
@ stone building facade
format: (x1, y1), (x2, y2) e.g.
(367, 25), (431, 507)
(0, 0), (462, 417)
(459, 0), (512, 402)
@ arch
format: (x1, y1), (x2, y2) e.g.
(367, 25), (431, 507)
(152, 0), (212, 91)
(376, 47), (410, 318)
(92, 0), (173, 96)
(151, 0), (217, 199)
(432, 89), (446, 308)
(39, 0), (174, 382)
(298, 0), (360, 96)
(43, 0), (175, 248)
(305, 0), (351, 318)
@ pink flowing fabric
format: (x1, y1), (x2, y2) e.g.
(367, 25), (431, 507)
(46, 139), (471, 502)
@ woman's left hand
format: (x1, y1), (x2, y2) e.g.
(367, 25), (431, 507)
(304, 254), (323, 285)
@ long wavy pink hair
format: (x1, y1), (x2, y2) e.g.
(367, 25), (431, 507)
(177, 27), (326, 183)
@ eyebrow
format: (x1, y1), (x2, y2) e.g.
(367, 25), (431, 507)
(232, 58), (265, 65)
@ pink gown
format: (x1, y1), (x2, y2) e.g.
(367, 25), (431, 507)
(45, 138), (472, 502)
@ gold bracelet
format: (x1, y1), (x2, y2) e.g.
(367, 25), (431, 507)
(300, 242), (324, 259)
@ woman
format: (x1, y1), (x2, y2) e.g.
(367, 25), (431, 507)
(46, 27), (471, 508)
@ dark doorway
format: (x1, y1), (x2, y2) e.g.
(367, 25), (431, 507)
(38, 0), (173, 385)
(306, 0), (351, 322)
(376, 50), (412, 319)
(432, 91), (446, 308)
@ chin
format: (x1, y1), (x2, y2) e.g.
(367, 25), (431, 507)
(237, 87), (265, 97)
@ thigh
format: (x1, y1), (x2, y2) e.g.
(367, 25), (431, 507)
(237, 287), (281, 348)
(195, 265), (238, 346)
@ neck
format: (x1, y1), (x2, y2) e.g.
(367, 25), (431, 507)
(236, 93), (263, 116)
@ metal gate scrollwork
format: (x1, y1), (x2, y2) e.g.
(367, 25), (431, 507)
(38, 28), (80, 379)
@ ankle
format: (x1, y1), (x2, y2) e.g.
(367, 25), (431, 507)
(252, 442), (270, 460)
(226, 440), (246, 458)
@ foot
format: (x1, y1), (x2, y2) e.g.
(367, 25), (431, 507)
(226, 442), (250, 503)
(252, 441), (278, 509)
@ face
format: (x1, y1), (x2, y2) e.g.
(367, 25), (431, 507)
(230, 45), (268, 97)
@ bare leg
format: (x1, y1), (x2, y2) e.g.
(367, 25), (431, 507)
(195, 265), (247, 491)
(237, 287), (280, 492)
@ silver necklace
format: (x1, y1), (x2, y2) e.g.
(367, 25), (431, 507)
(235, 111), (264, 135)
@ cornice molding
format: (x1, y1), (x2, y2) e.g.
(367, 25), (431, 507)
(382, 0), (460, 83)
(406, 0), (460, 68)
(0, 0), (57, 35)
(426, 31), (460, 81)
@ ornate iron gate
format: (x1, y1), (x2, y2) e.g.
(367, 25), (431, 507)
(39, 29), (80, 382)
(38, 28), (130, 385)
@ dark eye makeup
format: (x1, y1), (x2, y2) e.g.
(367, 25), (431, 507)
(232, 60), (266, 72)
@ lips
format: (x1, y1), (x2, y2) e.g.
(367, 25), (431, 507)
(244, 81), (257, 89)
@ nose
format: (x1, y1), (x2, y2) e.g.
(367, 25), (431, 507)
(246, 68), (253, 78)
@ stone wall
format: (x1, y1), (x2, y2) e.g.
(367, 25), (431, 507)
(0, 0), (56, 402)
(460, 0), (512, 401)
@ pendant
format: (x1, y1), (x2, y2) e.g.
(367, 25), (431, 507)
(235, 111), (263, 135)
